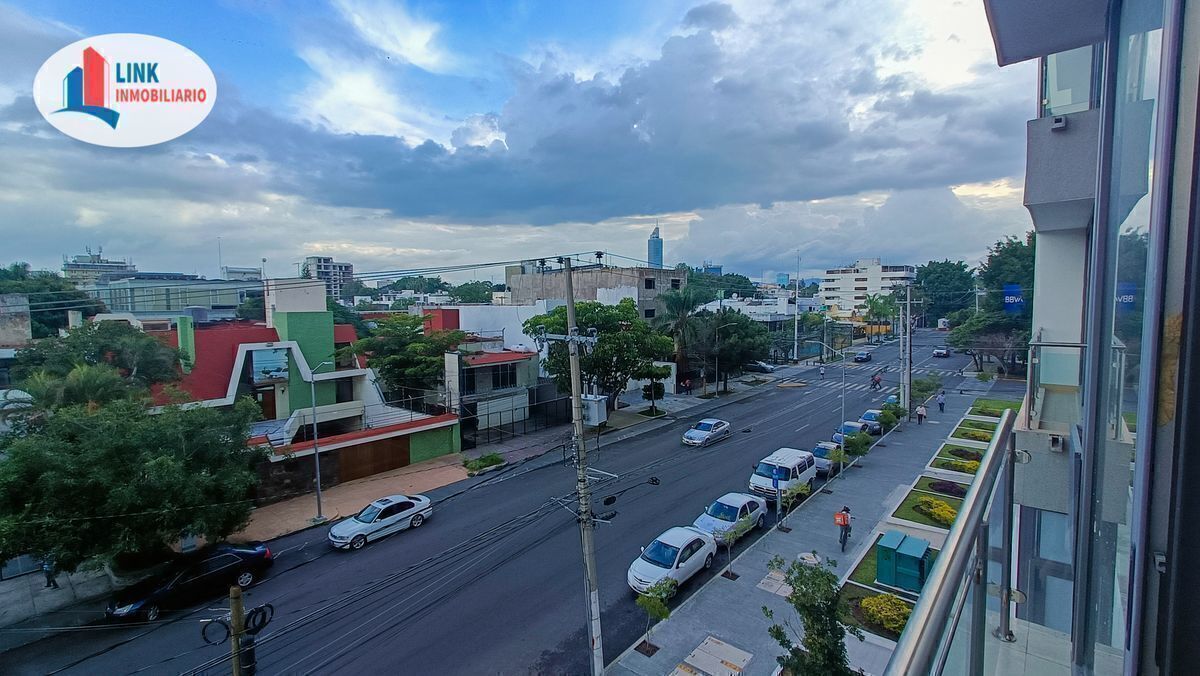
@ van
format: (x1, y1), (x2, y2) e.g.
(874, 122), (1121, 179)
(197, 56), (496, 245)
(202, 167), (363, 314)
(748, 447), (817, 501)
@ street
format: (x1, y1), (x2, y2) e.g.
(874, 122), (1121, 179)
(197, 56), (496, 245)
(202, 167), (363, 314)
(1, 331), (970, 676)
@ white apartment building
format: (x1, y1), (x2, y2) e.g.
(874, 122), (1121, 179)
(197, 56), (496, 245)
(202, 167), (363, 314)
(302, 256), (354, 298)
(818, 258), (914, 316)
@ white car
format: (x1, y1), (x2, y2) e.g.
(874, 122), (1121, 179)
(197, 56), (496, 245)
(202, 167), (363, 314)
(682, 418), (733, 447)
(328, 494), (432, 550)
(932, 347), (951, 358)
(692, 493), (767, 544)
(627, 526), (717, 595)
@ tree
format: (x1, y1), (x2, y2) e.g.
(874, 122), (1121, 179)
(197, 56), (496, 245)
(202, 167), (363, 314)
(862, 294), (897, 338)
(18, 364), (131, 415)
(449, 281), (494, 304)
(655, 286), (709, 379)
(327, 297), (369, 338)
(762, 555), (862, 675)
(690, 310), (770, 389)
(236, 294), (265, 321)
(844, 432), (872, 458)
(14, 320), (180, 388)
(719, 515), (757, 578)
(383, 276), (450, 294)
(0, 262), (105, 338)
(916, 260), (976, 322)
(977, 233), (1035, 318)
(524, 299), (672, 405)
(349, 313), (465, 395)
(338, 279), (378, 301)
(634, 363), (672, 415)
(635, 578), (677, 653)
(0, 398), (266, 573)
(947, 312), (1027, 373)
(389, 298), (414, 311)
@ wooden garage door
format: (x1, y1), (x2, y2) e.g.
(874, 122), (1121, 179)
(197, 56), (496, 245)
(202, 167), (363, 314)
(338, 435), (411, 482)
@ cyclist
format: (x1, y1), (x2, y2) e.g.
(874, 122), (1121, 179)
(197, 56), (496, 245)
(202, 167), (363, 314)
(835, 506), (854, 551)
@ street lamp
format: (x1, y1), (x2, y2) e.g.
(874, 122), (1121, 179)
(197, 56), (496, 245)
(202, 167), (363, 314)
(805, 339), (848, 474)
(713, 321), (738, 396)
(310, 358), (335, 524)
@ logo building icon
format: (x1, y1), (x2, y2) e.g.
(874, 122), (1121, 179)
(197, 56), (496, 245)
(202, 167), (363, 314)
(58, 46), (120, 128)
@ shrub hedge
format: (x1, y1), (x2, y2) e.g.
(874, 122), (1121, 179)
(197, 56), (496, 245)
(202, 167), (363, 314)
(860, 593), (912, 633)
(914, 496), (958, 527)
(940, 459), (980, 474)
(949, 448), (983, 461)
(929, 480), (968, 498)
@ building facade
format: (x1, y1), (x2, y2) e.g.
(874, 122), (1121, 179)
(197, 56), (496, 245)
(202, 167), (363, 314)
(80, 272), (248, 320)
(819, 258), (915, 316)
(61, 249), (136, 284)
(504, 264), (686, 320)
(647, 225), (664, 268)
(302, 256), (354, 298)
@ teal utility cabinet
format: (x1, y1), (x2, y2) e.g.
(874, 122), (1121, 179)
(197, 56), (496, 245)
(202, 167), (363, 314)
(875, 529), (933, 593)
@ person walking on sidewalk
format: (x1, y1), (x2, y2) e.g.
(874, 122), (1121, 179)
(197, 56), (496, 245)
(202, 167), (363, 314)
(916, 404), (928, 425)
(936, 391), (946, 413)
(42, 559), (60, 590)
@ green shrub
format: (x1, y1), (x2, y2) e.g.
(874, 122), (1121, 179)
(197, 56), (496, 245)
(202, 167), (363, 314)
(953, 427), (993, 443)
(860, 593), (912, 633)
(959, 419), (998, 431)
(948, 448), (982, 461)
(781, 481), (812, 511)
(970, 406), (1003, 418)
(844, 432), (872, 456)
(464, 453), (505, 473)
(914, 496), (958, 527)
(941, 459), (980, 474)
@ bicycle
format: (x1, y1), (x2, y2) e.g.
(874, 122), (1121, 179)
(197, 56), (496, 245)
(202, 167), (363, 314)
(835, 509), (854, 552)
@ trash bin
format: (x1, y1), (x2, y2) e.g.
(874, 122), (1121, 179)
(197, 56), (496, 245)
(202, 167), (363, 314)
(875, 529), (933, 592)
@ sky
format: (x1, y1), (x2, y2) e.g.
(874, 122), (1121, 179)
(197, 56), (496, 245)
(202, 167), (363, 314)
(0, 0), (1036, 284)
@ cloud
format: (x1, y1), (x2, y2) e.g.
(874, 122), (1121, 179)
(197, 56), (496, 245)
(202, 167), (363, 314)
(682, 2), (739, 31)
(331, 0), (454, 73)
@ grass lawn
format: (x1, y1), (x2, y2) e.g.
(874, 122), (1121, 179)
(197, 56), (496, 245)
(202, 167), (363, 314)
(958, 419), (998, 432)
(892, 489), (964, 529)
(914, 475), (971, 499)
(931, 458), (979, 475)
(849, 534), (884, 587)
(969, 398), (1022, 418)
(1123, 411), (1138, 433)
(839, 582), (914, 641)
(951, 424), (994, 443)
(936, 443), (984, 462)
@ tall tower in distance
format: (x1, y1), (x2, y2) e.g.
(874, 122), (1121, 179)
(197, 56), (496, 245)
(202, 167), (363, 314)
(647, 223), (663, 269)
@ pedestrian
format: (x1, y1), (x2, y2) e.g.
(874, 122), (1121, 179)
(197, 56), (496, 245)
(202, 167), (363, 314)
(916, 404), (928, 425)
(684, 378), (692, 395)
(819, 366), (825, 379)
(936, 391), (946, 413)
(42, 559), (60, 590)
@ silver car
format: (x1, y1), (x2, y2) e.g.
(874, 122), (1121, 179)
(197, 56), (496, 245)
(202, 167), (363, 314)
(692, 492), (767, 544)
(682, 418), (733, 447)
(328, 494), (432, 550)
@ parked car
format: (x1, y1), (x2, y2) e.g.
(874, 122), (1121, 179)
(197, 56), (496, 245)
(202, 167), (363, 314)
(692, 492), (767, 543)
(748, 447), (817, 500)
(811, 441), (842, 477)
(932, 346), (951, 358)
(853, 351), (872, 362)
(832, 420), (869, 445)
(627, 526), (717, 594)
(105, 543), (273, 622)
(885, 394), (899, 405)
(858, 409), (884, 435)
(682, 418), (732, 447)
(328, 494), (432, 550)
(743, 361), (778, 373)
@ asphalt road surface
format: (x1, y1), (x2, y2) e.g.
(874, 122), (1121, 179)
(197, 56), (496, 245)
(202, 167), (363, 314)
(1, 330), (971, 676)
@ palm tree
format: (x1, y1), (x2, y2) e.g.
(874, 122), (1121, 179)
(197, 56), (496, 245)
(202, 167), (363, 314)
(18, 364), (131, 415)
(655, 286), (708, 382)
(863, 293), (897, 340)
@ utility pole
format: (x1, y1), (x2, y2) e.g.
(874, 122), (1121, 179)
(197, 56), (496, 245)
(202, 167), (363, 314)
(792, 252), (801, 363)
(561, 257), (604, 676)
(230, 586), (245, 676)
(903, 284), (914, 419)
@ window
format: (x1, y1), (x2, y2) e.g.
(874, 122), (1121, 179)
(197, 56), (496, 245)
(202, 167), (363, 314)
(855, 277), (868, 282)
(644, 278), (655, 290)
(644, 308), (656, 319)
(855, 286), (868, 291)
(378, 504), (403, 520)
(462, 371), (477, 395)
(492, 363), (518, 389)
(202, 554), (240, 574)
(670, 278), (681, 289)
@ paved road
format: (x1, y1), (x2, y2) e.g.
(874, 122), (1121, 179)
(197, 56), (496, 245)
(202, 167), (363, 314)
(1, 331), (972, 676)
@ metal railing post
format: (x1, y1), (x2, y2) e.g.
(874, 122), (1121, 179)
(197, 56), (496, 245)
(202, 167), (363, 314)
(970, 520), (989, 676)
(995, 432), (1017, 642)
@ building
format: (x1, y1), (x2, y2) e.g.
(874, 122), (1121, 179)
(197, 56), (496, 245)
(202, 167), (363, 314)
(79, 272), (250, 321)
(818, 258), (914, 317)
(700, 260), (723, 276)
(146, 279), (458, 501)
(647, 225), (664, 268)
(505, 263), (685, 320)
(61, 248), (136, 284)
(302, 256), (354, 298)
(888, 3), (1200, 675)
(774, 272), (790, 287)
(220, 266), (263, 281)
(0, 294), (32, 389)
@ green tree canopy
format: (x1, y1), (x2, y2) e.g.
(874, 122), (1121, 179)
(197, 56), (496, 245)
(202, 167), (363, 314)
(338, 279), (379, 301)
(449, 281), (494, 304)
(327, 297), (369, 338)
(382, 276), (450, 294)
(523, 299), (673, 399)
(689, 310), (770, 382)
(14, 320), (180, 388)
(763, 555), (862, 675)
(977, 233), (1035, 318)
(655, 286), (710, 377)
(0, 262), (105, 338)
(916, 259), (976, 321)
(236, 294), (265, 321)
(349, 313), (465, 394)
(0, 398), (265, 572)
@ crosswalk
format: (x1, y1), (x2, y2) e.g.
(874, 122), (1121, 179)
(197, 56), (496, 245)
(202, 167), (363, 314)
(773, 376), (899, 393)
(832, 363), (962, 377)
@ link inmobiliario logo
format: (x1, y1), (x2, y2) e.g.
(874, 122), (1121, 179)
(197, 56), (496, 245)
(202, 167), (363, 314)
(33, 33), (217, 147)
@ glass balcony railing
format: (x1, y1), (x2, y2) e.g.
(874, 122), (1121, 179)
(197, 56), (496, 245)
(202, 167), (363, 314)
(1040, 45), (1101, 117)
(1025, 341), (1084, 431)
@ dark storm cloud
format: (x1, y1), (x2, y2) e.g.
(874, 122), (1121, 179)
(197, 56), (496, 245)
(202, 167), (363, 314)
(682, 2), (740, 31)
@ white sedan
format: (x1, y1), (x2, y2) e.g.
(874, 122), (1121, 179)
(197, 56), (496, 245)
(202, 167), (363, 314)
(682, 418), (733, 447)
(328, 494), (432, 550)
(692, 493), (767, 544)
(627, 526), (717, 595)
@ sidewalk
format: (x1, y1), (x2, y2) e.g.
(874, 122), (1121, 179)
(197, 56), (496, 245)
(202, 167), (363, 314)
(610, 384), (994, 676)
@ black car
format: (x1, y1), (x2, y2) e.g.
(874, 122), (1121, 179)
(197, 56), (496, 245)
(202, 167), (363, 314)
(853, 351), (872, 362)
(105, 543), (273, 622)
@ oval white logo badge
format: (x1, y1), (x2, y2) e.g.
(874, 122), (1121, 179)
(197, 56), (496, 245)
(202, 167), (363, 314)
(33, 33), (217, 148)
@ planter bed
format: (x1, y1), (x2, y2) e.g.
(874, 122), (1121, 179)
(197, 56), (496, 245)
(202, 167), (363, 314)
(969, 398), (1022, 418)
(957, 419), (999, 432)
(951, 424), (996, 444)
(936, 443), (985, 463)
(892, 488), (964, 529)
(838, 582), (914, 642)
(929, 458), (979, 476)
(914, 475), (971, 499)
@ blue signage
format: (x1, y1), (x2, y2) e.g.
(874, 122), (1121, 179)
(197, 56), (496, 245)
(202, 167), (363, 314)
(1003, 283), (1025, 315)
(1116, 282), (1137, 316)
(772, 476), (779, 490)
